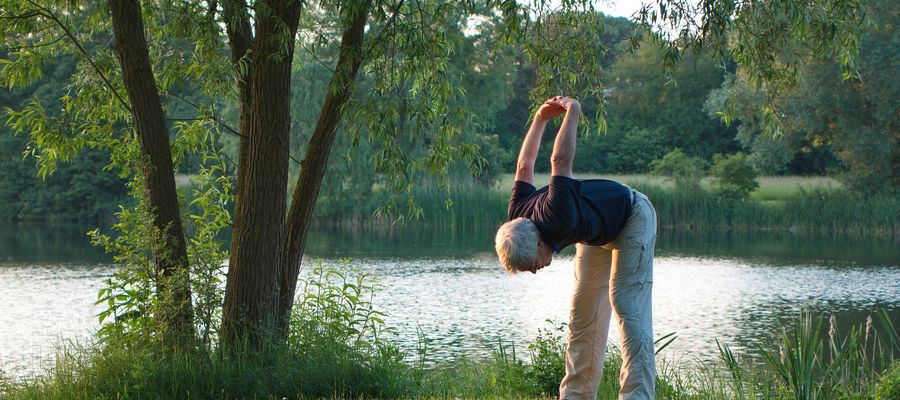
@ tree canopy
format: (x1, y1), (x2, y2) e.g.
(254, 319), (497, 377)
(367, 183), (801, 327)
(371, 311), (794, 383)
(0, 0), (883, 347)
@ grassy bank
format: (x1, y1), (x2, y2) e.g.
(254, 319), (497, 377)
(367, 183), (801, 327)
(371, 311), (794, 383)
(2, 262), (897, 399)
(2, 312), (897, 399)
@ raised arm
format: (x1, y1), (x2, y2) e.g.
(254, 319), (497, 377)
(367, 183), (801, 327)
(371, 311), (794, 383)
(549, 96), (580, 178)
(515, 99), (565, 184)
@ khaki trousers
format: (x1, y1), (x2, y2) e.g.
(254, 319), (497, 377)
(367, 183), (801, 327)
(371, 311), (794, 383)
(559, 191), (657, 400)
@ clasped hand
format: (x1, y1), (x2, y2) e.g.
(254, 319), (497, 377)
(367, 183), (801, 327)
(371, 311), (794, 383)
(537, 95), (580, 120)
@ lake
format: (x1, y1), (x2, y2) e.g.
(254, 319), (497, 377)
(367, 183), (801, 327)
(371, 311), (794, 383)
(1, 222), (898, 380)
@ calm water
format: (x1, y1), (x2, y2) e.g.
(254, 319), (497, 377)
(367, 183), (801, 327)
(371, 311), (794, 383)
(1, 223), (898, 380)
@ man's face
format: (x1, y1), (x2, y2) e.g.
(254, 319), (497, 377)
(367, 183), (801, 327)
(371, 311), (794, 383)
(523, 238), (553, 274)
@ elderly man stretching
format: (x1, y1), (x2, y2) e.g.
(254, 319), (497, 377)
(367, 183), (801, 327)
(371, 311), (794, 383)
(494, 96), (657, 399)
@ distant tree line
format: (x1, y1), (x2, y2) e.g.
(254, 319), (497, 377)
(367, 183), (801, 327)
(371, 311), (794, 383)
(0, 58), (128, 222)
(1, 1), (895, 224)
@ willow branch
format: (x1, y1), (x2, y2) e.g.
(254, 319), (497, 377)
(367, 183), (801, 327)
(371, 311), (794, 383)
(24, 0), (132, 113)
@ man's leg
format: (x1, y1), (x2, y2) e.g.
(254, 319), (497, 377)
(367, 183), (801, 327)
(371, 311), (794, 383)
(609, 194), (657, 399)
(559, 243), (613, 400)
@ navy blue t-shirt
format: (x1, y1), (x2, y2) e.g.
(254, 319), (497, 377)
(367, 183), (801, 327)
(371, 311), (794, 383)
(507, 176), (633, 253)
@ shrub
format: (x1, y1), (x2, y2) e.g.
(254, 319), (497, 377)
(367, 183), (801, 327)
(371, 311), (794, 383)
(650, 149), (707, 189)
(710, 152), (759, 199)
(526, 321), (567, 397)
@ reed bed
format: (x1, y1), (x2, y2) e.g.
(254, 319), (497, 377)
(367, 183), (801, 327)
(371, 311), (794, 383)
(371, 178), (896, 236)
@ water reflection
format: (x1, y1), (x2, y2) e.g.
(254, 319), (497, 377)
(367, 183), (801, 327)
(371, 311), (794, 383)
(326, 255), (899, 367)
(0, 223), (109, 264)
(1, 222), (897, 380)
(4, 222), (895, 265)
(306, 225), (899, 265)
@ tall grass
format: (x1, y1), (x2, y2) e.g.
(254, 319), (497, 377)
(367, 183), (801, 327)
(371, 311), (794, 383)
(715, 311), (898, 400)
(387, 182), (896, 236)
(313, 175), (895, 236)
(5, 311), (896, 399)
(632, 184), (897, 235)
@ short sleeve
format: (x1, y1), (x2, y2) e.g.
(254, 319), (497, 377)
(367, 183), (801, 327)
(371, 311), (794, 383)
(545, 176), (580, 227)
(508, 180), (536, 219)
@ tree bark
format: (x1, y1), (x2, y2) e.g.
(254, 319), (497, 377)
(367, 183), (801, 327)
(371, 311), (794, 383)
(221, 0), (302, 345)
(277, 1), (372, 335)
(108, 0), (193, 342)
(222, 0), (253, 211)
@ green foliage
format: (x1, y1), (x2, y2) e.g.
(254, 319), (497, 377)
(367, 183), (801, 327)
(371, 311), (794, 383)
(291, 261), (394, 355)
(710, 152), (759, 199)
(90, 201), (157, 340)
(297, 7), (520, 221)
(705, 77), (796, 175)
(0, 133), (128, 222)
(1, 263), (410, 400)
(705, 0), (897, 192)
(606, 44), (735, 159)
(716, 311), (897, 400)
(650, 149), (707, 189)
(4, 310), (895, 399)
(876, 362), (900, 400)
(526, 321), (567, 397)
(0, 56), (128, 222)
(180, 132), (232, 349)
(90, 128), (230, 346)
(629, 182), (896, 235)
(835, 128), (894, 195)
(285, 261), (410, 398)
(636, 0), (870, 134)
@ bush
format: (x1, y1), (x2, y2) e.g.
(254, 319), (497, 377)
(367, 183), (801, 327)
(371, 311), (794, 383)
(526, 321), (567, 397)
(650, 149), (707, 189)
(710, 152), (759, 199)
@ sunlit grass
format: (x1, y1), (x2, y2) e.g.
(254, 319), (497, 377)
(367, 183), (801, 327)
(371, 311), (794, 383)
(496, 173), (842, 201)
(495, 173), (672, 191)
(751, 175), (842, 201)
(4, 311), (896, 399)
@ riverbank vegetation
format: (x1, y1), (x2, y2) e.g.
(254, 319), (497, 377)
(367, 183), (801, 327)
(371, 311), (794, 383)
(2, 1), (895, 234)
(310, 173), (897, 236)
(2, 264), (897, 399)
(0, 0), (895, 399)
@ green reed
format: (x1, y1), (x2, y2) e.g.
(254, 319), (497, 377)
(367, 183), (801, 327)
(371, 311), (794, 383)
(714, 311), (898, 400)
(626, 184), (896, 236)
(311, 178), (896, 237)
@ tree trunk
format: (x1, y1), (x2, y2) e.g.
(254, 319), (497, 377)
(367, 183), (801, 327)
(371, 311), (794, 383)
(221, 0), (301, 345)
(108, 0), (193, 343)
(222, 0), (254, 218)
(277, 1), (372, 335)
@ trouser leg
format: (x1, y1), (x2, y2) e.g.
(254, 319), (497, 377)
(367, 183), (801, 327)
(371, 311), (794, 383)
(559, 243), (612, 400)
(609, 194), (657, 400)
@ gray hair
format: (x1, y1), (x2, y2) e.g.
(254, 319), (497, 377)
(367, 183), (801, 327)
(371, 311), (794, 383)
(495, 217), (539, 274)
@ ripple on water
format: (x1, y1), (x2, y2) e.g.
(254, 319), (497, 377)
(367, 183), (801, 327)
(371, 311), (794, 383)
(1, 257), (897, 380)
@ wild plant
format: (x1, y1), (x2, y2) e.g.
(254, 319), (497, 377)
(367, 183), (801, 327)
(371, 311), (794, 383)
(717, 310), (897, 400)
(290, 260), (395, 354)
(526, 320), (567, 396)
(90, 127), (230, 348)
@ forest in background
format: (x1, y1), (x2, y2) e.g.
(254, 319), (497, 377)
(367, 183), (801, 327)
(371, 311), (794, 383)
(0, 1), (895, 224)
